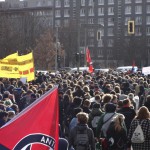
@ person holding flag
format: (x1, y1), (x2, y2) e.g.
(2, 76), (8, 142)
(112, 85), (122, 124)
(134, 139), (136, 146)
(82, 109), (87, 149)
(86, 47), (94, 73)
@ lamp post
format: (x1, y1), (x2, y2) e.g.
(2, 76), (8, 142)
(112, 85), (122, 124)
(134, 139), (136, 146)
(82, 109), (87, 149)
(55, 26), (59, 71)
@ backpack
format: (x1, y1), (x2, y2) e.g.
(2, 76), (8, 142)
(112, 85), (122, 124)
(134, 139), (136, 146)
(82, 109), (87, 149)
(131, 121), (145, 143)
(91, 116), (101, 128)
(75, 128), (89, 150)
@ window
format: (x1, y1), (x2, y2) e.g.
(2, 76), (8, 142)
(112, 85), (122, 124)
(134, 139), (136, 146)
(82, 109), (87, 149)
(64, 19), (69, 27)
(135, 27), (142, 36)
(47, 0), (52, 6)
(147, 5), (150, 13)
(125, 17), (131, 25)
(89, 8), (94, 16)
(98, 0), (104, 5)
(89, 0), (94, 6)
(125, 0), (131, 3)
(55, 10), (61, 17)
(88, 29), (94, 37)
(80, 8), (85, 16)
(88, 18), (94, 24)
(108, 18), (114, 26)
(64, 0), (70, 7)
(55, 20), (61, 27)
(108, 39), (114, 47)
(124, 28), (128, 36)
(108, 28), (114, 36)
(135, 0), (142, 3)
(135, 16), (142, 25)
(81, 0), (85, 6)
(147, 38), (150, 46)
(107, 49), (113, 55)
(88, 39), (94, 47)
(98, 18), (104, 25)
(47, 0), (53, 6)
(108, 7), (114, 15)
(135, 5), (142, 14)
(80, 18), (86, 24)
(55, 0), (61, 7)
(98, 8), (104, 16)
(125, 6), (131, 14)
(98, 40), (104, 47)
(146, 16), (150, 24)
(108, 0), (114, 4)
(146, 27), (150, 35)
(98, 49), (103, 56)
(64, 9), (70, 17)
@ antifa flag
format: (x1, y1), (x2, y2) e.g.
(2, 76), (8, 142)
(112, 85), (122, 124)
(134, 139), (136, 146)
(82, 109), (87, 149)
(0, 87), (59, 150)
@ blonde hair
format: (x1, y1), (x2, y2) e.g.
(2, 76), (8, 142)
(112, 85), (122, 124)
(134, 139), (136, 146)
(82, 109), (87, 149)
(112, 114), (125, 132)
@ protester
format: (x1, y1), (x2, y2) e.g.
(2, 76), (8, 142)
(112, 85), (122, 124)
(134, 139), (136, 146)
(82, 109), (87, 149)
(69, 112), (95, 150)
(106, 114), (127, 150)
(127, 106), (150, 150)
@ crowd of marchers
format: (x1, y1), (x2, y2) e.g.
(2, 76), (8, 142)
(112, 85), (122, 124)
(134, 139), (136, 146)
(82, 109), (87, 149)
(0, 69), (150, 150)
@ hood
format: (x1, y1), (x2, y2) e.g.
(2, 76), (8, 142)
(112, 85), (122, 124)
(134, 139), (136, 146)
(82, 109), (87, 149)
(76, 124), (88, 131)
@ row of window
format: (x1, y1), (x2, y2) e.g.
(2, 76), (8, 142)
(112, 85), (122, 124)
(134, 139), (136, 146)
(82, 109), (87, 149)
(79, 38), (150, 48)
(55, 16), (150, 27)
(55, 5), (150, 18)
(55, 0), (150, 7)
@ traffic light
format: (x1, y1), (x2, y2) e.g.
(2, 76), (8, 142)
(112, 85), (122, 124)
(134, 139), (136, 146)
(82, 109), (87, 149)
(128, 21), (135, 34)
(57, 55), (61, 62)
(97, 30), (101, 41)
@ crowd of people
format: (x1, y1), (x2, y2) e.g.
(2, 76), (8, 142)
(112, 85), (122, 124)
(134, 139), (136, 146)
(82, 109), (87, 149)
(0, 69), (150, 150)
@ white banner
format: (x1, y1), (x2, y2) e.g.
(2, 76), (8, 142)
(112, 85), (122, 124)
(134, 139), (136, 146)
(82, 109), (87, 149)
(142, 66), (150, 75)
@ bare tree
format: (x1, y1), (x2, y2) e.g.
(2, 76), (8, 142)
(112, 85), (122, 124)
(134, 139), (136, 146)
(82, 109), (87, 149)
(34, 29), (56, 70)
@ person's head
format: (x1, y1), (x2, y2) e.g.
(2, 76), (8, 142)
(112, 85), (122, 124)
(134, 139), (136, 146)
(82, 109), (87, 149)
(83, 99), (91, 108)
(0, 111), (8, 122)
(8, 111), (15, 120)
(83, 86), (90, 93)
(136, 106), (150, 120)
(128, 93), (134, 100)
(74, 107), (83, 116)
(102, 94), (112, 104)
(92, 102), (101, 109)
(112, 114), (125, 131)
(95, 94), (101, 103)
(76, 112), (89, 124)
(114, 86), (121, 94)
(105, 103), (116, 113)
(122, 98), (131, 107)
(146, 95), (150, 102)
(11, 104), (19, 114)
(111, 95), (118, 104)
(73, 97), (83, 107)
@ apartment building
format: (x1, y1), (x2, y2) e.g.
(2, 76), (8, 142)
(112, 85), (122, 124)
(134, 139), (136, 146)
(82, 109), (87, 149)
(1, 0), (150, 67)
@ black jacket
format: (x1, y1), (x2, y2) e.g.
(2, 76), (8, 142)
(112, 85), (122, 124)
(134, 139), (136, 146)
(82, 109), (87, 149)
(117, 107), (136, 132)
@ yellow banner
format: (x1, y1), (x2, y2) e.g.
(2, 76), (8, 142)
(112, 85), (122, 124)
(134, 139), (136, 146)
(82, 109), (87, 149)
(18, 52), (35, 82)
(0, 63), (20, 78)
(0, 52), (35, 81)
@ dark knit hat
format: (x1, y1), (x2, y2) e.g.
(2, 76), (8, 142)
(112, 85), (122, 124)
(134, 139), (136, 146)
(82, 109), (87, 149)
(93, 103), (101, 109)
(105, 103), (116, 113)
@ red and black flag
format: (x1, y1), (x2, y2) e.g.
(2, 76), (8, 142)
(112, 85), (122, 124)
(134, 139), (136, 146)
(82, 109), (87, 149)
(0, 87), (59, 150)
(86, 47), (92, 63)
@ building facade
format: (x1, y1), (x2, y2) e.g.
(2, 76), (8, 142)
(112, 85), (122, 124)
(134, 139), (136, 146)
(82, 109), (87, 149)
(1, 0), (150, 68)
